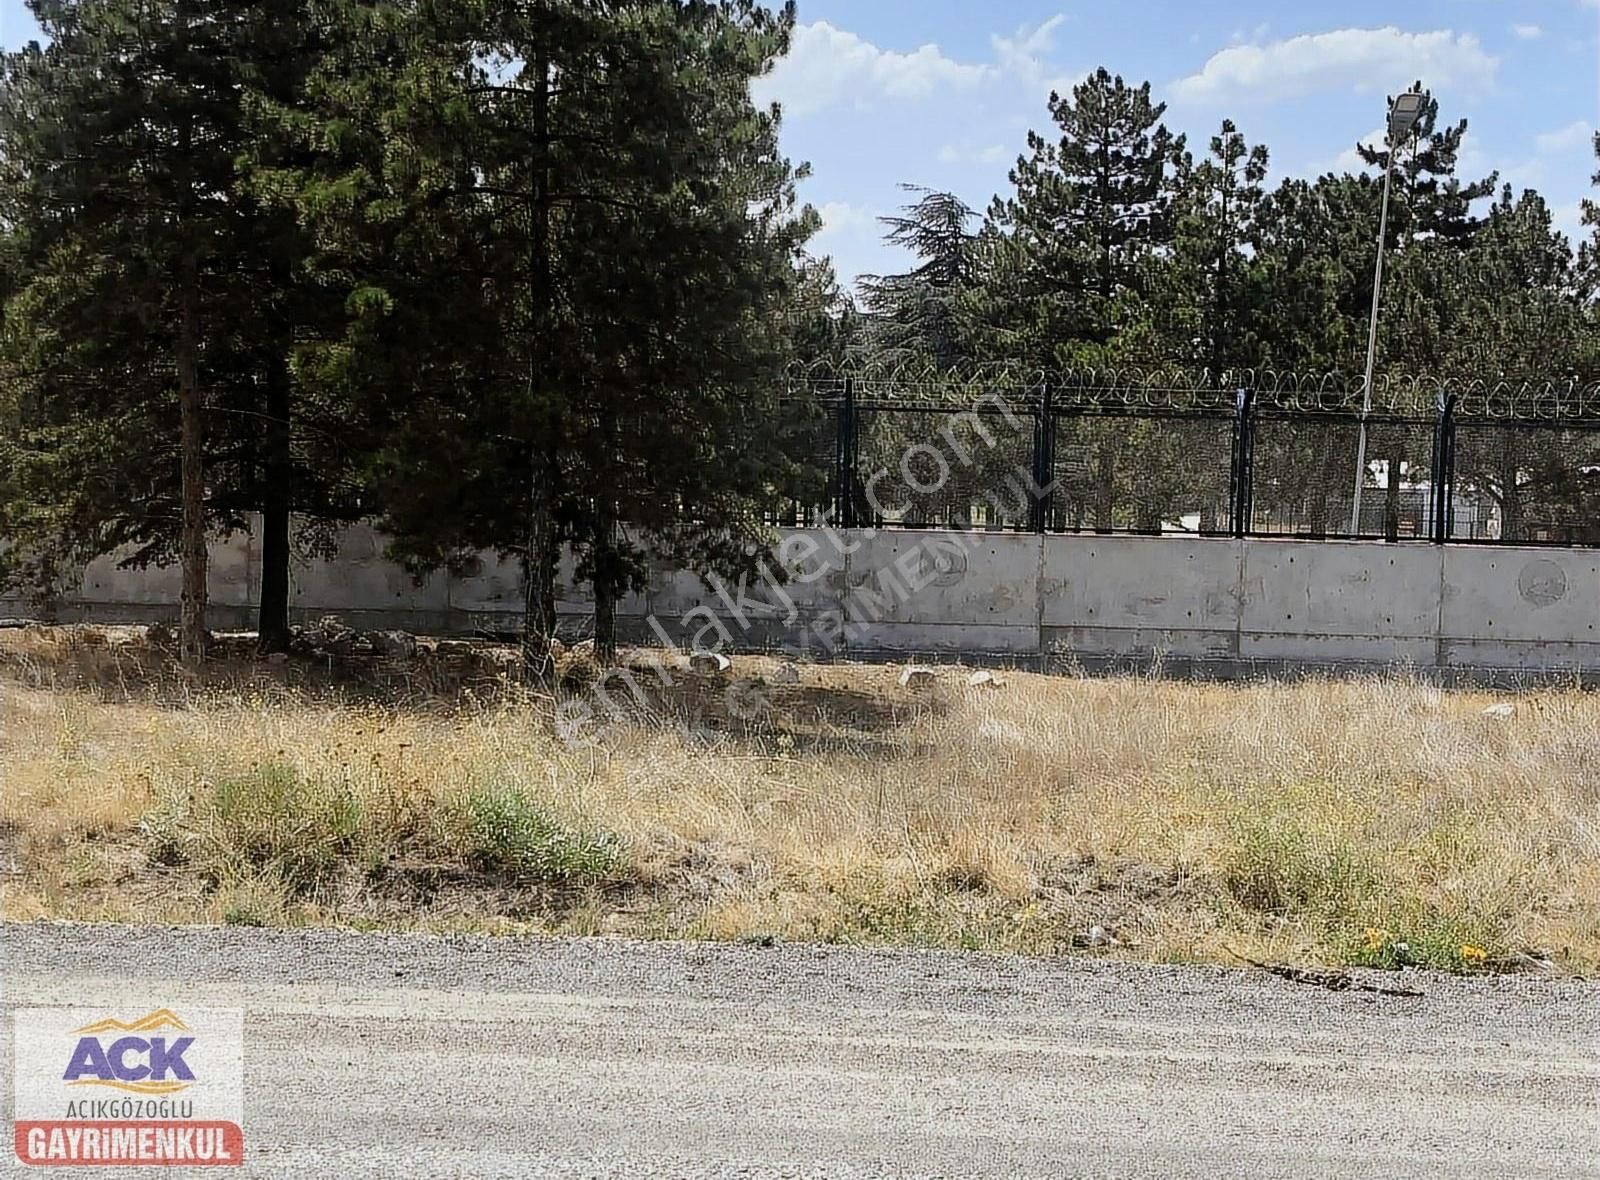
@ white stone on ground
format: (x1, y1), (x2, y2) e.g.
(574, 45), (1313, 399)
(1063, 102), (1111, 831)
(690, 651), (732, 675)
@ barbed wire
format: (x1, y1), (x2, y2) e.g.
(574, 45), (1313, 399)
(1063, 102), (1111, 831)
(786, 360), (1600, 421)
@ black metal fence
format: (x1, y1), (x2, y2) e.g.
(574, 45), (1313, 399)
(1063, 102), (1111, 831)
(778, 364), (1600, 547)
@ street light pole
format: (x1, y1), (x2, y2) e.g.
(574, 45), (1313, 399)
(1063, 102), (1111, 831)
(1349, 158), (1396, 537)
(1349, 90), (1427, 538)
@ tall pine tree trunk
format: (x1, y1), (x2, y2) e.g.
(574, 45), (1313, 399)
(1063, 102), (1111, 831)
(177, 264), (208, 667)
(173, 0), (205, 666)
(521, 45), (558, 684)
(1384, 444), (1403, 541)
(593, 554), (618, 666)
(1499, 433), (1522, 542)
(522, 442), (559, 683)
(1094, 443), (1115, 531)
(257, 347), (293, 653)
(591, 407), (620, 666)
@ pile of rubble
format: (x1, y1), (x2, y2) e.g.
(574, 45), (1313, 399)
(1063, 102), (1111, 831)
(264, 616), (517, 681)
(898, 665), (1008, 691)
(289, 617), (421, 660)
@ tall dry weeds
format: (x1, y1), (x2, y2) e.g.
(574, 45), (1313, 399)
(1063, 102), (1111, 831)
(2, 636), (1595, 971)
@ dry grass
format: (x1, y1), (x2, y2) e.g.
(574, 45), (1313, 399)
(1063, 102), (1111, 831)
(3, 625), (1597, 973)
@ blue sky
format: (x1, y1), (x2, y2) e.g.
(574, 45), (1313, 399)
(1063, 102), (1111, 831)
(757, 0), (1600, 287)
(5, 0), (1598, 287)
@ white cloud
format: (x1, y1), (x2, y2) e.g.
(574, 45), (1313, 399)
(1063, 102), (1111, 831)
(1172, 26), (1498, 104)
(1511, 24), (1543, 40)
(938, 142), (1012, 166)
(1497, 157), (1547, 196)
(1535, 120), (1594, 154)
(755, 22), (989, 117)
(1329, 127), (1388, 175)
(991, 14), (1067, 83)
(757, 14), (1074, 118)
(1455, 128), (1489, 178)
(810, 201), (877, 250)
(1553, 201), (1588, 244)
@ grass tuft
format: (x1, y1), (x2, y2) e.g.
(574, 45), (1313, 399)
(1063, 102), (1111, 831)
(458, 787), (626, 883)
(1222, 810), (1378, 924)
(144, 763), (366, 895)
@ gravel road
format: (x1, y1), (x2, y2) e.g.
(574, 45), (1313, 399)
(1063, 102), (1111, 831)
(3, 923), (1597, 1178)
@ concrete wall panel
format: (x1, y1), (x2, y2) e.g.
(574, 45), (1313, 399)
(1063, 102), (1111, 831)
(1441, 548), (1600, 644)
(1439, 547), (1600, 671)
(210, 532), (255, 608)
(446, 546), (651, 629)
(290, 524), (449, 616)
(1239, 542), (1440, 665)
(844, 530), (1040, 629)
(1042, 625), (1239, 662)
(1041, 535), (1241, 660)
(75, 550), (182, 606)
(447, 551), (525, 621)
(645, 529), (847, 655)
(848, 621), (1040, 657)
(68, 534), (255, 613)
(1436, 638), (1600, 673)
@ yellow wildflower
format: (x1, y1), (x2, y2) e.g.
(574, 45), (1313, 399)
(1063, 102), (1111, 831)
(1460, 944), (1489, 965)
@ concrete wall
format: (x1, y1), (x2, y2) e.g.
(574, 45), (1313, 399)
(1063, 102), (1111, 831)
(7, 521), (1600, 679)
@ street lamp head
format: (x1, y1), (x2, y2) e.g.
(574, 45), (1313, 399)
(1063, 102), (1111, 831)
(1387, 91), (1428, 141)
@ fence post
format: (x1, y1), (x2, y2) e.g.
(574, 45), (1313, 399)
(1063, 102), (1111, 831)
(1230, 387), (1255, 538)
(1430, 392), (1456, 543)
(1031, 381), (1055, 533)
(834, 377), (856, 529)
(1444, 395), (1457, 540)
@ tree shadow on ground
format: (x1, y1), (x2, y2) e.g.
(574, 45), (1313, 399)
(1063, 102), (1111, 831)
(561, 651), (954, 759)
(0, 626), (952, 760)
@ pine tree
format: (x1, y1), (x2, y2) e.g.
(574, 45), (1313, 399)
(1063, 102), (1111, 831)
(1159, 119), (1270, 373)
(1447, 188), (1588, 377)
(1445, 189), (1597, 541)
(0, 0), (360, 659)
(560, 0), (821, 662)
(0, 0), (265, 664)
(996, 68), (1185, 348)
(274, 0), (818, 674)
(229, 0), (365, 654)
(1251, 176), (1372, 372)
(1355, 84), (1497, 244)
(859, 187), (979, 367)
